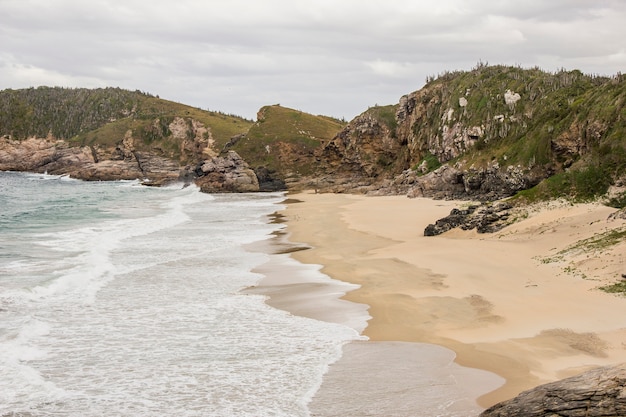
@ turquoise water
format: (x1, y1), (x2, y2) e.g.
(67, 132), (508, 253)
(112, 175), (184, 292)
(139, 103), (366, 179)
(0, 171), (362, 417)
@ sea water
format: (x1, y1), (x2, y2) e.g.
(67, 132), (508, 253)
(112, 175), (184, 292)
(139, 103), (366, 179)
(0, 171), (362, 417)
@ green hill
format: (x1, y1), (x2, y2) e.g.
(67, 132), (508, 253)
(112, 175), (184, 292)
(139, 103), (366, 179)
(0, 87), (253, 164)
(361, 65), (626, 203)
(228, 104), (346, 187)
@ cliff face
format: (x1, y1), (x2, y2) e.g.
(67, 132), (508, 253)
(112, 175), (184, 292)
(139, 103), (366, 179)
(228, 105), (346, 191)
(315, 66), (626, 201)
(313, 106), (409, 192)
(0, 133), (189, 185)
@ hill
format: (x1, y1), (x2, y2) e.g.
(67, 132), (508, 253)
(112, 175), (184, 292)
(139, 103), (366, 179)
(0, 87), (259, 188)
(316, 65), (626, 205)
(0, 87), (253, 163)
(0, 89), (346, 190)
(227, 104), (346, 190)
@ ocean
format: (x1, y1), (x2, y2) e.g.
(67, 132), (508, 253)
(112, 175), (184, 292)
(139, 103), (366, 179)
(0, 171), (363, 417)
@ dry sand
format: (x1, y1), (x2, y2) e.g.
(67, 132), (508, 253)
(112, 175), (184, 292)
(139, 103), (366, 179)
(252, 192), (626, 414)
(250, 192), (626, 416)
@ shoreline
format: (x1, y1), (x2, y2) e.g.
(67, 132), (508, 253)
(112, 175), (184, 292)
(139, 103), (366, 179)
(250, 191), (626, 413)
(247, 195), (505, 415)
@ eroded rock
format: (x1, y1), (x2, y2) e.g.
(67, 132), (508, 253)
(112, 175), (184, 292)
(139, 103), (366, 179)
(424, 201), (514, 236)
(194, 151), (259, 193)
(480, 363), (626, 417)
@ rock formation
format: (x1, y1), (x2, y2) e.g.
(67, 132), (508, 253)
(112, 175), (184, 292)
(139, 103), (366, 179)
(480, 364), (626, 417)
(0, 136), (181, 184)
(311, 66), (624, 202)
(193, 151), (259, 192)
(0, 136), (259, 192)
(1, 67), (625, 200)
(424, 201), (514, 236)
(400, 163), (549, 201)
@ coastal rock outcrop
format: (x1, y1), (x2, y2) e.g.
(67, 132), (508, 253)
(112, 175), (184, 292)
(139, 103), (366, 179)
(194, 150), (259, 192)
(395, 85), (486, 164)
(400, 163), (548, 201)
(480, 363), (626, 417)
(316, 110), (408, 191)
(424, 201), (514, 236)
(0, 136), (181, 184)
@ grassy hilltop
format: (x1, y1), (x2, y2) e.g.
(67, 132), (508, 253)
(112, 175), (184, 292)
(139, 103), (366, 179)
(228, 104), (346, 185)
(0, 87), (253, 163)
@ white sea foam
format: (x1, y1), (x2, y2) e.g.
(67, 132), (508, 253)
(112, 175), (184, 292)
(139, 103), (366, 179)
(0, 174), (365, 417)
(23, 185), (212, 303)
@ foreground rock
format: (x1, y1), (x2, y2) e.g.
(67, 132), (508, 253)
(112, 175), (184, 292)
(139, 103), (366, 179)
(424, 201), (514, 235)
(480, 364), (626, 417)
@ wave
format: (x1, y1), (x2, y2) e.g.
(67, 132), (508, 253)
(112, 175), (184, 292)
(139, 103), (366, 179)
(24, 186), (213, 303)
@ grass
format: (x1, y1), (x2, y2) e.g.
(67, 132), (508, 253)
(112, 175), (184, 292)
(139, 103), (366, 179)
(413, 151), (441, 174)
(232, 104), (346, 176)
(0, 87), (254, 165)
(419, 67), (625, 194)
(366, 105), (398, 134)
(552, 227), (626, 258)
(599, 280), (626, 294)
(70, 106), (253, 163)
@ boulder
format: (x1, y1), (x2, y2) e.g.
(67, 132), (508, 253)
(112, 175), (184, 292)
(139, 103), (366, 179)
(194, 151), (260, 193)
(424, 201), (513, 236)
(480, 363), (626, 417)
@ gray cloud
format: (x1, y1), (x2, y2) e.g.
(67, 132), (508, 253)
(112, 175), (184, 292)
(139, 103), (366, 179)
(1, 0), (625, 120)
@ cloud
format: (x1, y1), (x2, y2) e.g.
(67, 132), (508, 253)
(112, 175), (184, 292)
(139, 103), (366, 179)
(1, 0), (625, 120)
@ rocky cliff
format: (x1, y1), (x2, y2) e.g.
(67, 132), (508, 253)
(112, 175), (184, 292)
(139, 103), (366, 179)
(315, 66), (626, 202)
(227, 104), (346, 191)
(0, 135), (178, 184)
(0, 87), (259, 191)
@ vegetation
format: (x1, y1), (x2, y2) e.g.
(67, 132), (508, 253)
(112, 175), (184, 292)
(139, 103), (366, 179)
(1, 65), (625, 201)
(231, 104), (346, 177)
(599, 280), (626, 295)
(416, 65), (626, 204)
(365, 104), (398, 134)
(563, 228), (626, 254)
(0, 87), (253, 162)
(414, 151), (441, 174)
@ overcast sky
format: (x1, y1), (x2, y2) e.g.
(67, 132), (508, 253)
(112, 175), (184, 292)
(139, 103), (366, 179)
(1, 0), (625, 120)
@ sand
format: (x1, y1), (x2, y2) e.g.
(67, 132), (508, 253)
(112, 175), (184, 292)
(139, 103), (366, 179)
(252, 192), (626, 414)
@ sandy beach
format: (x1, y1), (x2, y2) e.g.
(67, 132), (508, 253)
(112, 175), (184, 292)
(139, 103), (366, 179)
(253, 192), (626, 414)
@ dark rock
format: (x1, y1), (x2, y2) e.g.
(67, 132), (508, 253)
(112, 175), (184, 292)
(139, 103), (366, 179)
(480, 363), (626, 417)
(314, 112), (409, 192)
(254, 166), (287, 191)
(424, 202), (513, 236)
(405, 163), (549, 201)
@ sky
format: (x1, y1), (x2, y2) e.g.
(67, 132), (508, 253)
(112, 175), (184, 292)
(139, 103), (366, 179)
(1, 0), (625, 121)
